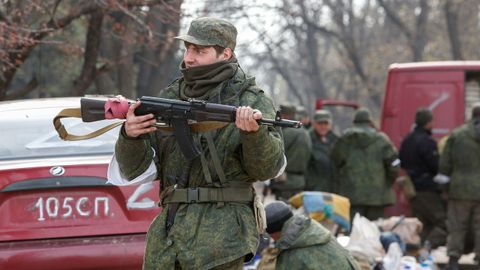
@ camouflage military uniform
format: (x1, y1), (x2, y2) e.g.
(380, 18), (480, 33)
(439, 118), (480, 260)
(305, 129), (338, 192)
(331, 109), (399, 221)
(114, 17), (284, 270)
(274, 215), (360, 270)
(271, 127), (312, 200)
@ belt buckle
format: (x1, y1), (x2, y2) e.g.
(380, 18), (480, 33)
(187, 188), (199, 203)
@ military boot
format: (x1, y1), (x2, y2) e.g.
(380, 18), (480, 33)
(444, 256), (459, 270)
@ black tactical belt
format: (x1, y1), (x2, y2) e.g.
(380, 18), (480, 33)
(162, 187), (253, 204)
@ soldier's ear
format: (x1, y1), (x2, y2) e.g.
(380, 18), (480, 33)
(222, 48), (233, 60)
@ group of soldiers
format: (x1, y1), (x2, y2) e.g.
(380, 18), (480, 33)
(270, 105), (399, 223)
(269, 103), (480, 270)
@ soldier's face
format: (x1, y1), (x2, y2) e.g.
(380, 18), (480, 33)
(314, 121), (331, 136)
(183, 43), (229, 68)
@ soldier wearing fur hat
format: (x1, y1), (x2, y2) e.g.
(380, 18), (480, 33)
(110, 17), (285, 269)
(399, 107), (447, 249)
(331, 108), (399, 221)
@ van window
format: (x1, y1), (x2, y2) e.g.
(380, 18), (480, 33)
(465, 71), (480, 121)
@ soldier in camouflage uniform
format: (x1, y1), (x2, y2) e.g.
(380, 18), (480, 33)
(305, 110), (338, 192)
(271, 105), (312, 201)
(264, 201), (360, 270)
(331, 108), (399, 221)
(439, 104), (480, 270)
(296, 105), (311, 130)
(109, 17), (285, 270)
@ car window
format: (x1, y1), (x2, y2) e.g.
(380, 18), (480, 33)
(0, 107), (120, 161)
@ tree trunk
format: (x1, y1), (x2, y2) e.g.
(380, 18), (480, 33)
(137, 0), (182, 97)
(72, 10), (104, 96)
(444, 0), (464, 60)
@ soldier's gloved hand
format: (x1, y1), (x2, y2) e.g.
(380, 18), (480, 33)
(433, 174), (450, 184)
(236, 106), (262, 132)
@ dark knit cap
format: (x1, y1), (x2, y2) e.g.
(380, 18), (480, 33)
(472, 103), (480, 119)
(415, 107), (433, 127)
(265, 201), (293, 234)
(353, 108), (372, 124)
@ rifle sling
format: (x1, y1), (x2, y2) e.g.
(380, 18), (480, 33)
(53, 108), (123, 141)
(204, 131), (227, 185)
(166, 159), (193, 233)
(52, 107), (229, 141)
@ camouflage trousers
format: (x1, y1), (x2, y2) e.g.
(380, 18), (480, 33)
(174, 257), (244, 270)
(447, 199), (480, 258)
(411, 191), (447, 248)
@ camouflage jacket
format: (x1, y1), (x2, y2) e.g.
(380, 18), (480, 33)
(305, 129), (338, 192)
(271, 127), (312, 191)
(115, 67), (284, 269)
(439, 119), (480, 201)
(275, 215), (360, 270)
(331, 124), (399, 206)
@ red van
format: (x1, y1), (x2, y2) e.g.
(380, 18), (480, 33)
(0, 98), (161, 270)
(380, 61), (480, 216)
(381, 61), (480, 147)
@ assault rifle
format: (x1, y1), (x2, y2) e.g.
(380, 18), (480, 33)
(54, 96), (301, 160)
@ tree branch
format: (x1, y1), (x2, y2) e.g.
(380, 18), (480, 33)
(376, 0), (413, 41)
(4, 77), (38, 100)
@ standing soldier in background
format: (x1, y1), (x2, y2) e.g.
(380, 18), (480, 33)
(109, 17), (285, 269)
(271, 105), (312, 201)
(439, 104), (480, 270)
(399, 107), (447, 249)
(331, 108), (399, 221)
(305, 110), (338, 192)
(296, 105), (311, 129)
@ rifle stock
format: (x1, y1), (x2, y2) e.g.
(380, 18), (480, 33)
(81, 98), (111, 122)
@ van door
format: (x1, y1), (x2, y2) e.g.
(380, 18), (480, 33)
(381, 70), (465, 148)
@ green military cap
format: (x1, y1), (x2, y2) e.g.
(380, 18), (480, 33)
(415, 107), (433, 127)
(280, 104), (296, 116)
(175, 17), (237, 51)
(313, 109), (332, 123)
(353, 108), (372, 123)
(296, 106), (307, 119)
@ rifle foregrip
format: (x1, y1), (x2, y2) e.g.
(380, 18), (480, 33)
(80, 98), (107, 122)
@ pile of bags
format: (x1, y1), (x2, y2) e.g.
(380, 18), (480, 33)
(289, 191), (351, 232)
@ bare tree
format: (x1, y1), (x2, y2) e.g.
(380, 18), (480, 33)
(0, 0), (181, 100)
(377, 0), (430, 61)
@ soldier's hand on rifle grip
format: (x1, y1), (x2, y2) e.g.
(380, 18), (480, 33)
(236, 106), (262, 132)
(125, 101), (157, 138)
